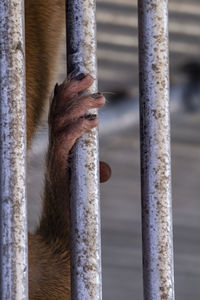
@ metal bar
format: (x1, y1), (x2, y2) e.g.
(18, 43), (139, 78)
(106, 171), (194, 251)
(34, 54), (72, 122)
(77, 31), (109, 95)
(66, 0), (102, 299)
(0, 1), (28, 300)
(138, 1), (175, 299)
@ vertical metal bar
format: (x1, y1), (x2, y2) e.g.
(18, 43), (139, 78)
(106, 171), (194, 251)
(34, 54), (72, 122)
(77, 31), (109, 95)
(66, 0), (102, 299)
(0, 1), (28, 300)
(138, 1), (175, 299)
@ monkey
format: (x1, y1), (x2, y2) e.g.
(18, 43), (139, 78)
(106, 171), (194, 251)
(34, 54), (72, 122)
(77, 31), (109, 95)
(25, 1), (111, 299)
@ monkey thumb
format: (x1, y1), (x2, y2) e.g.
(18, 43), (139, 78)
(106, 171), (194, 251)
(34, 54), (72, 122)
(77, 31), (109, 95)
(99, 161), (111, 183)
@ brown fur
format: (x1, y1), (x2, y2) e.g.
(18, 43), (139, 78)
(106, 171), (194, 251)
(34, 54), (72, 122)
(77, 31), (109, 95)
(25, 0), (65, 144)
(25, 1), (69, 297)
(29, 234), (70, 299)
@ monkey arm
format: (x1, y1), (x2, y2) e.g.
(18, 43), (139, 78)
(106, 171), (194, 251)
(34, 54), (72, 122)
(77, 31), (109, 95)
(36, 74), (106, 248)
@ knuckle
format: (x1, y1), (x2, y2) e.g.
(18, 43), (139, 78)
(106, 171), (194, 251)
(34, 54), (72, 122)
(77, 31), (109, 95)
(66, 82), (78, 94)
(85, 74), (94, 85)
(81, 95), (105, 108)
(96, 97), (106, 106)
(85, 118), (98, 128)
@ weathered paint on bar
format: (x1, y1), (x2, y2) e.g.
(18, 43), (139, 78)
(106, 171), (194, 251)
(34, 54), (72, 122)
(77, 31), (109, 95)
(0, 1), (28, 299)
(66, 0), (102, 299)
(138, 1), (175, 299)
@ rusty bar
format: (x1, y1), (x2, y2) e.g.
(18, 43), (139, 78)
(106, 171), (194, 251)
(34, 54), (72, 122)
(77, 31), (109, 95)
(0, 1), (28, 299)
(66, 0), (102, 299)
(138, 1), (175, 299)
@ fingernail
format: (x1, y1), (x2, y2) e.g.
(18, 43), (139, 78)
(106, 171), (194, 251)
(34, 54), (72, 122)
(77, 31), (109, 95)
(74, 73), (86, 81)
(91, 93), (103, 99)
(84, 114), (97, 121)
(54, 83), (59, 96)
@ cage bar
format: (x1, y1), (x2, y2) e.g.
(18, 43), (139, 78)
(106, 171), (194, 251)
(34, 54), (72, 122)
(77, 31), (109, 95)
(66, 0), (102, 299)
(0, 1), (28, 299)
(138, 1), (175, 299)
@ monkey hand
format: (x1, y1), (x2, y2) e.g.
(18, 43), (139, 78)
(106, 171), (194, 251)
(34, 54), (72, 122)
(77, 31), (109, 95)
(48, 73), (111, 182)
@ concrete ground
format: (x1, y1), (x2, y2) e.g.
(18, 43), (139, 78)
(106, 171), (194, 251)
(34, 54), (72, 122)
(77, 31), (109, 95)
(28, 105), (200, 300)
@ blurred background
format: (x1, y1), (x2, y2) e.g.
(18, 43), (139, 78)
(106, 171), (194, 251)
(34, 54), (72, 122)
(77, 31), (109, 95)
(28, 0), (200, 299)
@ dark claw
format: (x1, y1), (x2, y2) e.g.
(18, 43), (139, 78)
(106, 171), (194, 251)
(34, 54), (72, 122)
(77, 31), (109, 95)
(84, 114), (97, 121)
(91, 93), (103, 99)
(74, 73), (86, 81)
(54, 83), (59, 96)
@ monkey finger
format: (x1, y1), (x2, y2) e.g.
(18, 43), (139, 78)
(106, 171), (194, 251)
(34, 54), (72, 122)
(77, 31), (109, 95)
(51, 93), (105, 132)
(54, 115), (98, 153)
(78, 92), (106, 109)
(99, 161), (112, 183)
(62, 73), (94, 101)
